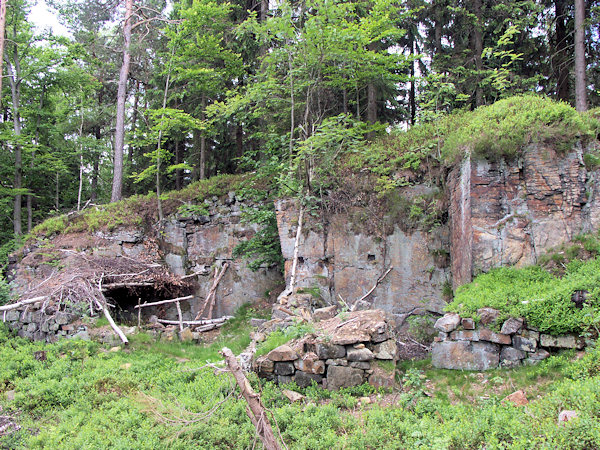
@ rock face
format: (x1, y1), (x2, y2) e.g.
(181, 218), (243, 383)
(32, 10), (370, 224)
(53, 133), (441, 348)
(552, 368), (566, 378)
(450, 144), (600, 287)
(275, 196), (450, 324)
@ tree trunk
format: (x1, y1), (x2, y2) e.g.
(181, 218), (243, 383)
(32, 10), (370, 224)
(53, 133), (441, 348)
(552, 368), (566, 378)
(175, 139), (182, 190)
(409, 38), (416, 126)
(554, 0), (569, 102)
(77, 97), (85, 211)
(473, 0), (484, 107)
(28, 86), (46, 231)
(366, 45), (377, 126)
(0, 0), (7, 110)
(199, 94), (207, 180)
(6, 38), (22, 237)
(574, 0), (587, 111)
(91, 126), (101, 202)
(111, 0), (134, 202)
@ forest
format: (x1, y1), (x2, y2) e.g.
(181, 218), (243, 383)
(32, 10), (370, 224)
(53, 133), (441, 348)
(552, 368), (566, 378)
(0, 0), (598, 264)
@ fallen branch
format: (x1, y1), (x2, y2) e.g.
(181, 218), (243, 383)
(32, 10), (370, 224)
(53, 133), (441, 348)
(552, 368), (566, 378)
(195, 263), (229, 320)
(221, 347), (282, 450)
(156, 316), (232, 326)
(94, 298), (129, 345)
(353, 266), (394, 310)
(134, 295), (194, 309)
(288, 206), (304, 295)
(175, 301), (183, 332)
(101, 282), (153, 290)
(0, 296), (47, 312)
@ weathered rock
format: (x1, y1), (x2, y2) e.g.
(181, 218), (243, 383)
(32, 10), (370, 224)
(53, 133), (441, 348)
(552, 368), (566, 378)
(503, 390), (528, 406)
(267, 345), (299, 361)
(315, 342), (346, 359)
(55, 312), (72, 325)
(282, 389), (305, 403)
(432, 341), (500, 371)
(520, 328), (539, 341)
(368, 367), (396, 389)
(293, 371), (324, 388)
(434, 313), (461, 333)
(476, 308), (501, 326)
(500, 347), (526, 367)
(346, 347), (374, 362)
(461, 318), (475, 330)
(540, 334), (584, 349)
(512, 335), (537, 352)
(349, 361), (371, 369)
(325, 358), (348, 366)
(71, 330), (90, 341)
(254, 356), (275, 374)
(450, 330), (479, 341)
(179, 327), (194, 342)
(276, 375), (294, 385)
(250, 318), (267, 328)
(5, 310), (19, 322)
(372, 339), (397, 360)
(527, 349), (550, 361)
(501, 318), (523, 335)
(26, 323), (37, 333)
(313, 305), (338, 321)
(326, 366), (365, 390)
(274, 362), (295, 376)
(479, 328), (512, 345)
(294, 352), (325, 374)
(558, 410), (579, 423)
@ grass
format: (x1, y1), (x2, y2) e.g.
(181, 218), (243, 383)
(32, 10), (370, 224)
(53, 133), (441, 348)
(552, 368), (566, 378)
(2, 316), (600, 449)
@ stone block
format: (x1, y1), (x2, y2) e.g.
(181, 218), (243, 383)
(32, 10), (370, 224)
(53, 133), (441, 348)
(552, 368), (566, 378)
(540, 334), (584, 349)
(368, 367), (396, 389)
(26, 323), (37, 333)
(33, 331), (46, 342)
(325, 358), (348, 366)
(477, 307), (501, 325)
(434, 313), (461, 332)
(276, 375), (294, 385)
(294, 352), (325, 374)
(520, 329), (539, 341)
(179, 327), (194, 342)
(313, 305), (338, 321)
(267, 345), (299, 361)
(449, 330), (479, 341)
(326, 366), (365, 390)
(55, 312), (72, 325)
(316, 342), (346, 359)
(5, 310), (19, 322)
(479, 328), (512, 345)
(254, 356), (274, 374)
(500, 347), (526, 368)
(20, 311), (33, 323)
(250, 318), (267, 328)
(274, 362), (295, 376)
(461, 318), (475, 330)
(501, 318), (523, 335)
(528, 349), (550, 361)
(513, 335), (537, 352)
(372, 339), (397, 360)
(349, 361), (371, 369)
(346, 347), (374, 362)
(293, 371), (323, 388)
(432, 341), (500, 371)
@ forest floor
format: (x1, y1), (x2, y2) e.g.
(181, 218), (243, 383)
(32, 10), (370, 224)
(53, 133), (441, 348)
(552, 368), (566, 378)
(1, 306), (599, 449)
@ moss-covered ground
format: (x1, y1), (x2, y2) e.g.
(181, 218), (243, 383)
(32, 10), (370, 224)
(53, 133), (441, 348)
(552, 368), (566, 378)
(2, 305), (600, 449)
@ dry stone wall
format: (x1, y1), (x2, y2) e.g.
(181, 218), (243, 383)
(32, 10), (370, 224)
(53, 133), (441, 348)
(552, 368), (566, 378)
(431, 310), (584, 370)
(253, 310), (397, 389)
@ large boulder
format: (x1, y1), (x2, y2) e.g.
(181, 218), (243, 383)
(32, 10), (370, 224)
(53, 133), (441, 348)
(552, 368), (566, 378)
(267, 345), (299, 361)
(326, 366), (365, 390)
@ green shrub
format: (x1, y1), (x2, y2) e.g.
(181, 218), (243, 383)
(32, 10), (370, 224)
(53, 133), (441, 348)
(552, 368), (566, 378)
(447, 258), (600, 334)
(0, 277), (12, 306)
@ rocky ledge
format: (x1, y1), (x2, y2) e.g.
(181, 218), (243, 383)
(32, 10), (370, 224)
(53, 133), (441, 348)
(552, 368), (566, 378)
(253, 310), (397, 390)
(432, 309), (585, 370)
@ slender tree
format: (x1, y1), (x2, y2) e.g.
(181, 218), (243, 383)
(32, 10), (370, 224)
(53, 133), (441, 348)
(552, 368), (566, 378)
(574, 0), (587, 111)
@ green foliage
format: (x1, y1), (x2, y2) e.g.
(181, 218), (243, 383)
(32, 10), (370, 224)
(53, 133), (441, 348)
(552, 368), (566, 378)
(0, 277), (13, 307)
(255, 322), (316, 357)
(565, 346), (600, 380)
(447, 257), (600, 334)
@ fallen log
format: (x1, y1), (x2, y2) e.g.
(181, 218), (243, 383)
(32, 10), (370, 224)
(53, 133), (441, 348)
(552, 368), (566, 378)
(195, 263), (229, 320)
(0, 296), (47, 312)
(133, 295), (194, 309)
(221, 347), (282, 450)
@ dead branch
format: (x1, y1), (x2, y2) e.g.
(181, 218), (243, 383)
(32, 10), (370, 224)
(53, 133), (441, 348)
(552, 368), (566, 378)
(0, 296), (47, 312)
(175, 301), (183, 332)
(101, 282), (154, 290)
(221, 347), (282, 450)
(134, 295), (194, 309)
(156, 317), (232, 326)
(353, 266), (394, 310)
(194, 263), (230, 320)
(96, 276), (129, 345)
(288, 206), (304, 295)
